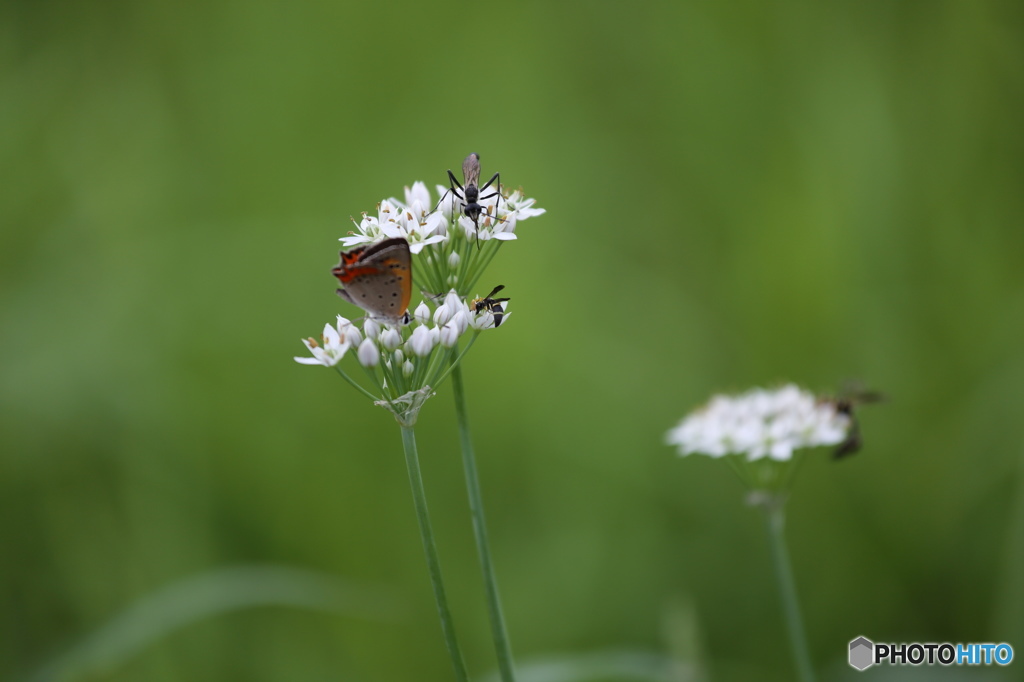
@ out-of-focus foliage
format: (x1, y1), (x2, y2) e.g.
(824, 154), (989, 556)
(2, 2), (1022, 680)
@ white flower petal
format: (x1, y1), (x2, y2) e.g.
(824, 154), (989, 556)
(294, 356), (325, 365)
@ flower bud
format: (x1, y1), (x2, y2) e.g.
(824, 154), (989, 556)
(444, 290), (462, 311)
(448, 251), (461, 269)
(403, 359), (415, 377)
(414, 302), (431, 326)
(363, 318), (381, 340)
(433, 302), (453, 327)
(407, 325), (435, 357)
(357, 338), (380, 367)
(452, 308), (469, 335)
(440, 322), (460, 348)
(380, 327), (402, 351)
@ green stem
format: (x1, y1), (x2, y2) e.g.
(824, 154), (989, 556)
(763, 503), (816, 682)
(451, 364), (516, 682)
(464, 241), (503, 295)
(399, 425), (469, 682)
(433, 335), (478, 388)
(334, 366), (379, 402)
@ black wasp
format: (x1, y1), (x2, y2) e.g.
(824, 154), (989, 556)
(825, 388), (884, 459)
(471, 285), (510, 328)
(440, 153), (503, 244)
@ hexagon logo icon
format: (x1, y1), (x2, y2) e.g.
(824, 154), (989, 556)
(849, 636), (874, 670)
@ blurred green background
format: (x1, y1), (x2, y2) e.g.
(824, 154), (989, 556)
(3, 1), (1023, 680)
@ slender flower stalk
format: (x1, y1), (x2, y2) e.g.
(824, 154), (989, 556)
(761, 499), (815, 682)
(667, 384), (866, 681)
(452, 364), (516, 682)
(401, 424), (469, 682)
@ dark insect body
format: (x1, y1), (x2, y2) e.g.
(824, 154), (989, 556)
(438, 153), (503, 245)
(825, 389), (884, 459)
(471, 285), (510, 328)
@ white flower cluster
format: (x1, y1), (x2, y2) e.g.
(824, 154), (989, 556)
(294, 290), (506, 372)
(340, 181), (545, 251)
(666, 384), (851, 461)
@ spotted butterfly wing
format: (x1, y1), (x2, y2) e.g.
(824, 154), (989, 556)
(332, 237), (412, 324)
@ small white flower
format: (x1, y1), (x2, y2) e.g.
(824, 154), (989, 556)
(357, 338), (379, 367)
(403, 359), (415, 377)
(407, 325), (435, 357)
(363, 318), (381, 341)
(666, 384), (851, 461)
(470, 309), (496, 330)
(380, 327), (402, 351)
(295, 324), (350, 367)
(491, 212), (518, 237)
(393, 349), (404, 364)
(448, 251), (461, 269)
(501, 188), (546, 220)
(465, 212), (518, 243)
(414, 302), (431, 326)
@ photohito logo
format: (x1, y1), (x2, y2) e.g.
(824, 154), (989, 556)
(848, 636), (1014, 670)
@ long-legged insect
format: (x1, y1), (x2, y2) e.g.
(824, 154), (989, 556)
(471, 285), (510, 327)
(437, 153), (503, 247)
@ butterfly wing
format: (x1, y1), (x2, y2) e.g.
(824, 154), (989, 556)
(332, 238), (412, 323)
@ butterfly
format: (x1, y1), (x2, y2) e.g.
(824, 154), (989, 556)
(331, 237), (412, 325)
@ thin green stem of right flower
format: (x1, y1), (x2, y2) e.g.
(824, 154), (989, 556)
(764, 503), (816, 682)
(451, 364), (516, 682)
(399, 424), (469, 682)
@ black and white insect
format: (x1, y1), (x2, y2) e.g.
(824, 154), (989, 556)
(471, 285), (510, 328)
(825, 388), (884, 459)
(438, 153), (504, 245)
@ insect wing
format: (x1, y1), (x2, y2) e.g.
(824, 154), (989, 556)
(462, 153), (481, 188)
(332, 238), (412, 323)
